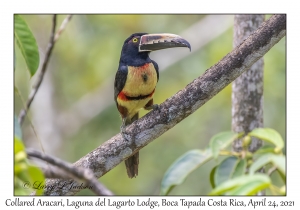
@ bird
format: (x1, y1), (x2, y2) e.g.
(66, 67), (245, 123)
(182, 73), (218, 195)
(114, 33), (191, 178)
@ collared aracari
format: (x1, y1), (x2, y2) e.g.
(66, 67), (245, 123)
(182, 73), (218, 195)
(114, 33), (191, 178)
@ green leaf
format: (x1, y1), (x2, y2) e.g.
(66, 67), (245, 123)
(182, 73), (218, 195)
(27, 165), (45, 195)
(277, 169), (286, 183)
(210, 131), (240, 159)
(15, 151), (27, 163)
(14, 176), (31, 195)
(17, 169), (31, 185)
(232, 158), (247, 178)
(14, 177), (30, 196)
(209, 166), (217, 188)
(14, 188), (29, 196)
(214, 156), (238, 186)
(248, 128), (284, 150)
(254, 145), (276, 155)
(249, 153), (286, 175)
(14, 14), (39, 76)
(270, 155), (285, 175)
(160, 149), (212, 195)
(209, 174), (271, 195)
(14, 137), (28, 177)
(14, 115), (22, 140)
(227, 180), (270, 195)
(14, 137), (25, 154)
(14, 162), (28, 175)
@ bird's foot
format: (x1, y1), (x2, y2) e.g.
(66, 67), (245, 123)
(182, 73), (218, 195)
(144, 104), (159, 111)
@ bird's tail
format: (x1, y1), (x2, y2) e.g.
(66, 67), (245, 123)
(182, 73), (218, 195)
(125, 112), (139, 178)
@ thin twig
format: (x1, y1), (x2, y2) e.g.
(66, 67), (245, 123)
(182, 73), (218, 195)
(26, 148), (114, 196)
(54, 15), (73, 42)
(18, 14), (73, 125)
(18, 15), (57, 125)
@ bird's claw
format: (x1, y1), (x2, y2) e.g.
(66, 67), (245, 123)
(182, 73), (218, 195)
(144, 104), (159, 112)
(152, 104), (159, 111)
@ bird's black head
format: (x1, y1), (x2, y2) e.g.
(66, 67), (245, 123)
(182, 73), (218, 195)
(119, 32), (191, 66)
(120, 33), (150, 66)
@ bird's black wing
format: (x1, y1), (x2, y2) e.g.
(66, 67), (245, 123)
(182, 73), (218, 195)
(151, 60), (159, 82)
(114, 65), (128, 104)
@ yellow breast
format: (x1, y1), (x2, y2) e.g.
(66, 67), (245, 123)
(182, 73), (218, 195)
(117, 63), (157, 118)
(122, 63), (157, 97)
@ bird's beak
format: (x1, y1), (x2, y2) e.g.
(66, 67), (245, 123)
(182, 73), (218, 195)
(139, 33), (191, 52)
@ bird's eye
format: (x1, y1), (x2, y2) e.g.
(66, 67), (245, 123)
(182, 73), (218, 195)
(132, 37), (138, 43)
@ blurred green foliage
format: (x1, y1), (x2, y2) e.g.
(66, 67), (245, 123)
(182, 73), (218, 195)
(161, 128), (286, 195)
(14, 116), (45, 195)
(14, 15), (285, 195)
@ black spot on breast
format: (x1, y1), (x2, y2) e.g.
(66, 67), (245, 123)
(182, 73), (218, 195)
(142, 73), (148, 83)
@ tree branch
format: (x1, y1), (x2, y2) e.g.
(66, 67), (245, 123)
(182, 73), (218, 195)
(44, 14), (286, 195)
(26, 148), (113, 196)
(18, 15), (72, 125)
(40, 165), (73, 179)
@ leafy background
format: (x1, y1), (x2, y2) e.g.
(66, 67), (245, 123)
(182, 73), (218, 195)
(14, 14), (286, 195)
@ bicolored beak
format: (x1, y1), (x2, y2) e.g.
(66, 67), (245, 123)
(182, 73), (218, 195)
(139, 33), (191, 52)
